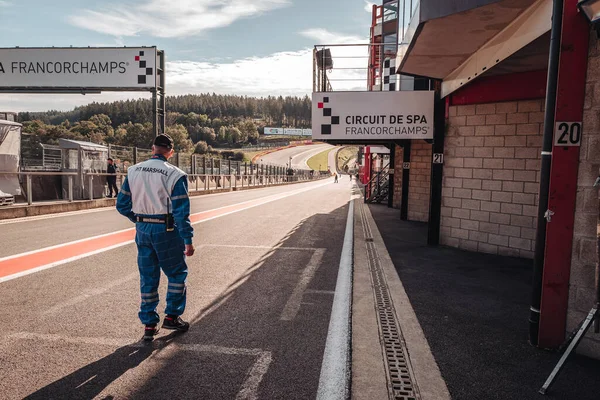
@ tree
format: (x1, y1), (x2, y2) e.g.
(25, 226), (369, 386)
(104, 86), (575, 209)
(122, 122), (154, 148)
(166, 124), (194, 153)
(239, 120), (258, 144)
(199, 126), (216, 144)
(194, 141), (209, 154)
(217, 126), (227, 143)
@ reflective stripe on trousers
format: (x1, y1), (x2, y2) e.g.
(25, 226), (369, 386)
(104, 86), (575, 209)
(135, 223), (188, 325)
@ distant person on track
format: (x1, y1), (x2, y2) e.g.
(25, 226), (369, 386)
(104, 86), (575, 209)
(106, 158), (119, 198)
(334, 172), (338, 183)
(116, 134), (195, 342)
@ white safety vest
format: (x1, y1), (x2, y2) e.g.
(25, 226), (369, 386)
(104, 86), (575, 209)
(127, 158), (186, 215)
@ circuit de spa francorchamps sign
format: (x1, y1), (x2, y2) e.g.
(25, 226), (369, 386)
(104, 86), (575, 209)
(0, 47), (158, 90)
(312, 91), (434, 141)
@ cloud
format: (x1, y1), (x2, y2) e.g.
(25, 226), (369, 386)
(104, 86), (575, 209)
(68, 0), (290, 38)
(300, 28), (367, 45)
(364, 1), (376, 13)
(0, 0), (12, 6)
(0, 29), (369, 112)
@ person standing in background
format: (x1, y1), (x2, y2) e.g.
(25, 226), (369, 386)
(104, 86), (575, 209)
(107, 158), (119, 198)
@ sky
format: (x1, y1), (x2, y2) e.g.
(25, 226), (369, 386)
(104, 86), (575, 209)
(0, 0), (376, 112)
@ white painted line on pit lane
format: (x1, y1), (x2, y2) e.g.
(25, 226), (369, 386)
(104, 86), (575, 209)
(42, 272), (139, 315)
(305, 289), (336, 295)
(316, 191), (354, 400)
(9, 332), (272, 400)
(201, 244), (323, 251)
(280, 248), (325, 321)
(0, 178), (323, 225)
(0, 241), (136, 284)
(235, 351), (273, 400)
(0, 207), (116, 225)
(0, 180), (331, 284)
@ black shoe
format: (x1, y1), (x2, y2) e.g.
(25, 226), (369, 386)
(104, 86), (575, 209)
(143, 324), (159, 341)
(162, 315), (190, 332)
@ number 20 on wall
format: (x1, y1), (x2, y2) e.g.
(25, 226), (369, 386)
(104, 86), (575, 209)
(554, 122), (582, 146)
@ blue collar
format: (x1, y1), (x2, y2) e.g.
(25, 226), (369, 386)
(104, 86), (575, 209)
(151, 154), (167, 161)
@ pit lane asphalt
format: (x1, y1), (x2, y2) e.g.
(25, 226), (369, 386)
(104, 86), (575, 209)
(0, 177), (353, 400)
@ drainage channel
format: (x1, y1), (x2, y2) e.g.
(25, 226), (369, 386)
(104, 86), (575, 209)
(359, 201), (419, 400)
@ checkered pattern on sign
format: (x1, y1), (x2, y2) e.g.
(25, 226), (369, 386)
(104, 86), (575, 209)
(383, 58), (398, 92)
(135, 51), (154, 85)
(317, 97), (340, 135)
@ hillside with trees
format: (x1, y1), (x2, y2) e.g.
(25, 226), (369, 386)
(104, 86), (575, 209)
(18, 93), (313, 154)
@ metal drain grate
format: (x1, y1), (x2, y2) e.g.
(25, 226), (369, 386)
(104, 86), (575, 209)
(360, 203), (419, 400)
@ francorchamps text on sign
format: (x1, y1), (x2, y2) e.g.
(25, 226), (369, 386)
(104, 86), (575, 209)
(0, 47), (157, 89)
(311, 91), (434, 141)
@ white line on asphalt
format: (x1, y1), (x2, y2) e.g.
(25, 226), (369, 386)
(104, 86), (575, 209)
(305, 289), (336, 295)
(0, 181), (331, 284)
(316, 191), (354, 400)
(42, 272), (139, 315)
(280, 248), (325, 321)
(0, 227), (134, 263)
(0, 207), (116, 225)
(9, 332), (272, 400)
(0, 241), (136, 284)
(0, 179), (321, 225)
(201, 244), (323, 251)
(235, 351), (273, 400)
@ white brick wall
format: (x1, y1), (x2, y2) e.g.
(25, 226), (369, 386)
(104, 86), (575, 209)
(408, 141), (432, 222)
(567, 30), (600, 358)
(441, 100), (543, 258)
(393, 146), (403, 209)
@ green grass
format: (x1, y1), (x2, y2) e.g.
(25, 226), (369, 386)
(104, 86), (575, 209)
(307, 148), (333, 171)
(336, 146), (359, 171)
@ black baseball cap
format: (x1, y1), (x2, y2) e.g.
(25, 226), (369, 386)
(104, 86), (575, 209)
(154, 134), (174, 150)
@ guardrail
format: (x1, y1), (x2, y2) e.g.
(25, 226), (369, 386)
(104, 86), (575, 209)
(3, 172), (78, 205)
(1, 170), (330, 206)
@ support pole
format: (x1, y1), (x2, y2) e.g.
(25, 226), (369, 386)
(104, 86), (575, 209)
(427, 85), (446, 245)
(530, 0), (564, 347)
(536, 0), (590, 348)
(388, 143), (395, 208)
(401, 140), (411, 221)
(26, 175), (32, 205)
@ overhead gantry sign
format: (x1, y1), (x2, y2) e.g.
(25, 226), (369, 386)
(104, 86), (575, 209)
(0, 47), (166, 134)
(312, 91), (434, 142)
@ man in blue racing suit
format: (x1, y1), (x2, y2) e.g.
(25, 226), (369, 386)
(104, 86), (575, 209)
(117, 134), (195, 341)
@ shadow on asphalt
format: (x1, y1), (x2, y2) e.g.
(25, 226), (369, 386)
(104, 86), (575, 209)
(368, 204), (600, 400)
(23, 332), (180, 400)
(25, 200), (349, 400)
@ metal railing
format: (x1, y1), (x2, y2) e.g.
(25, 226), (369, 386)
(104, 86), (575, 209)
(1, 172), (78, 205)
(0, 170), (330, 206)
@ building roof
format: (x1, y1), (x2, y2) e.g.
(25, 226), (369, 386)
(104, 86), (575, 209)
(58, 138), (108, 152)
(0, 120), (22, 127)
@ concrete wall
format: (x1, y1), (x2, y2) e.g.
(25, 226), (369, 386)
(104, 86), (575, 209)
(408, 141), (432, 222)
(567, 31), (600, 357)
(441, 100), (543, 258)
(393, 145), (404, 209)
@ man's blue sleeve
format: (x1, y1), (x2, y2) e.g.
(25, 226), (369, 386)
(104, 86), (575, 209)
(116, 177), (136, 223)
(172, 176), (194, 245)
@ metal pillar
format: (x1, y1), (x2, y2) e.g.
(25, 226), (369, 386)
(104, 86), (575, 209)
(536, 0), (590, 348)
(388, 143), (395, 208)
(427, 87), (446, 246)
(401, 141), (411, 221)
(152, 50), (166, 137)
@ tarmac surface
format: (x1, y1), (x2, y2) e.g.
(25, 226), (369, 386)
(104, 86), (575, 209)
(369, 204), (600, 400)
(257, 144), (334, 170)
(0, 178), (350, 399)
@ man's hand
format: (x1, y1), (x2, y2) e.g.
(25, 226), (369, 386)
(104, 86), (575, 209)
(184, 244), (195, 257)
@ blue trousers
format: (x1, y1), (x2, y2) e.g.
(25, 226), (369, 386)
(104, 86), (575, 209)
(135, 224), (188, 325)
